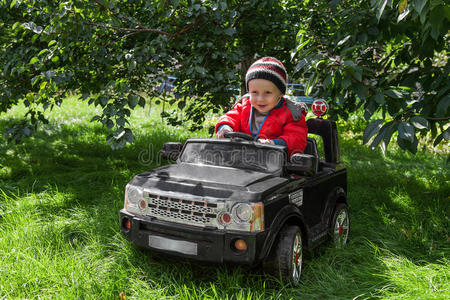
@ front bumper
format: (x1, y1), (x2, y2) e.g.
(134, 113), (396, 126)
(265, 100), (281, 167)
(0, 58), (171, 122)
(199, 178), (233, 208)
(120, 209), (267, 265)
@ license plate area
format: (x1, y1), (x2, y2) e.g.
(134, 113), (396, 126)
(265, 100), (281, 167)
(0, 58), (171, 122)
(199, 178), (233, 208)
(148, 235), (198, 256)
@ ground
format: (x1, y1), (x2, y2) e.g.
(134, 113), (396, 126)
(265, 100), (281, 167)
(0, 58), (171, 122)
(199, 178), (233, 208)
(0, 97), (448, 299)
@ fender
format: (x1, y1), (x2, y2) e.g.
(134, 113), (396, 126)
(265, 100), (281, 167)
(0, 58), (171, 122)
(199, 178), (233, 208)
(322, 186), (347, 226)
(259, 204), (307, 260)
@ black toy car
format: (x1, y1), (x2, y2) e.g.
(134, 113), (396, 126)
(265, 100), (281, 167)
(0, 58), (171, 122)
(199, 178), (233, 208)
(120, 102), (349, 285)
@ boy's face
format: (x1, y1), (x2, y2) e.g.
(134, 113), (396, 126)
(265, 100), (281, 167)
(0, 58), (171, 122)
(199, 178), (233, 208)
(248, 79), (283, 114)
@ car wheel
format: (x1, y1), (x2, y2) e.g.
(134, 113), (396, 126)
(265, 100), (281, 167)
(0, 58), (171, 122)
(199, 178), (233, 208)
(330, 203), (350, 247)
(264, 225), (303, 285)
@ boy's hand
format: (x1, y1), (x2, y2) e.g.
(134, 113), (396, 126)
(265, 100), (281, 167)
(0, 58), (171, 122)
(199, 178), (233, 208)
(257, 139), (274, 145)
(216, 125), (233, 138)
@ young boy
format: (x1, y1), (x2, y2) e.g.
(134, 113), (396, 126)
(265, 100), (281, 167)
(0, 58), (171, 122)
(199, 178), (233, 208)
(215, 57), (308, 156)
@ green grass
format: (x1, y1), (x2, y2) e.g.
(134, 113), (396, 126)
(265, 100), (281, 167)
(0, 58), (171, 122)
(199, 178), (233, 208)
(0, 97), (448, 299)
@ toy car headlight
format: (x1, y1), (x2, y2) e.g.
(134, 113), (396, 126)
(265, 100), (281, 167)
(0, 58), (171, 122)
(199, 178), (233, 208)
(219, 202), (264, 232)
(126, 185), (143, 205)
(232, 203), (253, 223)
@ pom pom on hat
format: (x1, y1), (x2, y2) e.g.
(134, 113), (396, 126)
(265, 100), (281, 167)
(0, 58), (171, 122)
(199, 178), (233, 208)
(245, 57), (287, 94)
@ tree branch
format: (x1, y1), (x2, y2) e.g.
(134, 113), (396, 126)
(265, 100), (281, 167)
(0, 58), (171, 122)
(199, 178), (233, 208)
(92, 0), (106, 10)
(91, 0), (201, 39)
(426, 116), (450, 121)
(87, 22), (173, 36)
(170, 16), (202, 40)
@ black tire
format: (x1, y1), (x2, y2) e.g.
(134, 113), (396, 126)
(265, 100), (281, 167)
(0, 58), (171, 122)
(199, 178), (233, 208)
(330, 203), (350, 247)
(264, 225), (303, 285)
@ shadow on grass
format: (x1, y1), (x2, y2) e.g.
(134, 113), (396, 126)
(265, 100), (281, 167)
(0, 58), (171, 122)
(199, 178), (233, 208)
(0, 119), (176, 244)
(0, 118), (448, 298)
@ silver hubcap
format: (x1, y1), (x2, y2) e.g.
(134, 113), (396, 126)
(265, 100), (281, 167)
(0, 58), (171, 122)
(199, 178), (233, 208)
(291, 232), (302, 283)
(334, 209), (349, 247)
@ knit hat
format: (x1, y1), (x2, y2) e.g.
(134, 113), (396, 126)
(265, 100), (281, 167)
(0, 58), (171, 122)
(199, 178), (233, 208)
(245, 57), (287, 94)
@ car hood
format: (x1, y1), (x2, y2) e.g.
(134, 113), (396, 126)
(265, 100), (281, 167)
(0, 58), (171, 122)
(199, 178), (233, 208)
(129, 163), (288, 201)
(140, 163), (275, 187)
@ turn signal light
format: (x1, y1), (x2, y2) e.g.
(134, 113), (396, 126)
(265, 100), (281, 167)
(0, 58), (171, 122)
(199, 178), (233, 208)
(234, 239), (247, 251)
(122, 217), (131, 230)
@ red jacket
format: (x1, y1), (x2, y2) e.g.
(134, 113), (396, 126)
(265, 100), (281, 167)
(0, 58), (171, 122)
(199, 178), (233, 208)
(215, 97), (308, 156)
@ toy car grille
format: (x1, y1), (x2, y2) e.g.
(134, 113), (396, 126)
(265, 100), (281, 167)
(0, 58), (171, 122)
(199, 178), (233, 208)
(146, 194), (219, 227)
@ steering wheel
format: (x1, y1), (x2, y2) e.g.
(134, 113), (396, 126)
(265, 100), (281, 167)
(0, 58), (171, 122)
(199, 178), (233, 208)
(224, 132), (255, 141)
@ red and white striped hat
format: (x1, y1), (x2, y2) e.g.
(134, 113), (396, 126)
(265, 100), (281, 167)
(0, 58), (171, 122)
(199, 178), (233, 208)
(245, 57), (287, 94)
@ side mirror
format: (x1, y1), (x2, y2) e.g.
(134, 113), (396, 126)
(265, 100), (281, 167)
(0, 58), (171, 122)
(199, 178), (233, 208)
(286, 153), (318, 175)
(161, 142), (183, 161)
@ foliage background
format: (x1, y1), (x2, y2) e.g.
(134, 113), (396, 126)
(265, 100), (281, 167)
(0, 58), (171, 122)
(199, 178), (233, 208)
(1, 0), (300, 147)
(1, 0), (447, 152)
(291, 0), (449, 154)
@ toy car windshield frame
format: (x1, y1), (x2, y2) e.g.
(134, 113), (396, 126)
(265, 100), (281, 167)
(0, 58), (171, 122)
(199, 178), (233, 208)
(178, 139), (286, 174)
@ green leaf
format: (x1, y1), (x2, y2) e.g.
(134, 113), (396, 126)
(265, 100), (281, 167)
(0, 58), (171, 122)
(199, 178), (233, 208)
(10, 0), (17, 9)
(305, 73), (318, 96)
(433, 131), (444, 146)
(106, 119), (114, 129)
(385, 89), (403, 99)
(22, 127), (32, 137)
(358, 33), (368, 44)
(443, 127), (450, 141)
(48, 40), (57, 47)
(381, 121), (398, 153)
(12, 22), (21, 30)
(291, 39), (310, 60)
(344, 60), (355, 67)
(398, 121), (415, 143)
(177, 100), (186, 110)
(39, 81), (48, 90)
(296, 30), (306, 42)
(399, 0), (408, 13)
(323, 74), (332, 88)
(128, 94), (139, 109)
(413, 0), (427, 14)
(351, 70), (362, 82)
(397, 4), (410, 22)
(341, 77), (351, 89)
(376, 0), (388, 21)
(138, 97), (146, 108)
(364, 100), (378, 120)
(294, 59), (308, 73)
(436, 95), (449, 116)
(33, 26), (43, 34)
(354, 83), (368, 99)
(116, 117), (126, 127)
(420, 7), (428, 23)
(128, 60), (136, 71)
(223, 28), (235, 36)
(363, 119), (384, 144)
(330, 0), (339, 10)
(29, 57), (39, 65)
(370, 126), (387, 150)
(194, 66), (207, 76)
(38, 49), (49, 56)
(99, 96), (108, 106)
(374, 92), (385, 104)
(337, 35), (351, 46)
(410, 116), (429, 129)
(397, 134), (418, 154)
(31, 76), (40, 87)
(124, 129), (134, 143)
